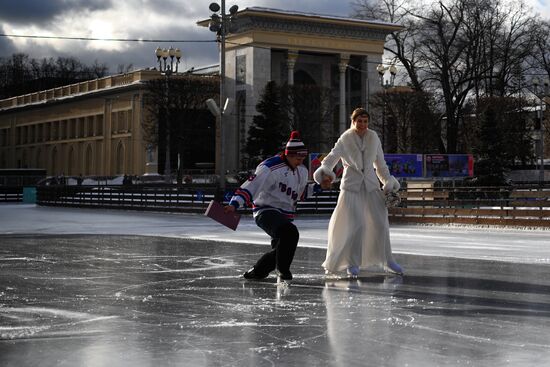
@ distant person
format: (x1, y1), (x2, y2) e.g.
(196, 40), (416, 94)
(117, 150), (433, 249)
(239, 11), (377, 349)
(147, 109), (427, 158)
(122, 175), (133, 185)
(224, 131), (327, 285)
(313, 107), (403, 277)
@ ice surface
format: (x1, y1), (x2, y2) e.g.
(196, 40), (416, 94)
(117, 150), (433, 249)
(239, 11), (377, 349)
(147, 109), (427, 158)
(1, 204), (550, 366)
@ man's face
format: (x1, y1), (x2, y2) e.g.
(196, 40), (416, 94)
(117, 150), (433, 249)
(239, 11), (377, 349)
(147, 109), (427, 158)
(286, 154), (306, 169)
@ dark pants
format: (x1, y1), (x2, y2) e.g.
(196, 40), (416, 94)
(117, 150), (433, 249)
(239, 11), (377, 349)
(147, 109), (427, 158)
(253, 210), (299, 276)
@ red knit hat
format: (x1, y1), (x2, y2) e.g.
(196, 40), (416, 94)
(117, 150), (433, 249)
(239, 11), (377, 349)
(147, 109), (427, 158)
(284, 131), (307, 157)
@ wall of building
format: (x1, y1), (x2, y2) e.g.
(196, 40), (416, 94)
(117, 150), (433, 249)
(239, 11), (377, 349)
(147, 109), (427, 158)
(0, 72), (157, 177)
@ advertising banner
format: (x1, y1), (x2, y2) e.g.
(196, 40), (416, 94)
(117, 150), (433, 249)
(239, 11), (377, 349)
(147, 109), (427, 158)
(309, 153), (473, 180)
(425, 154), (473, 177)
(384, 154), (424, 177)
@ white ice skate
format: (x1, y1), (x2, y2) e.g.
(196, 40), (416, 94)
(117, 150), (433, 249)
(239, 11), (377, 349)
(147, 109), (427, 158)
(387, 261), (404, 275)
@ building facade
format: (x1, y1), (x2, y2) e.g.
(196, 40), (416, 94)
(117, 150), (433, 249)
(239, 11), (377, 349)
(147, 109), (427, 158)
(199, 7), (403, 172)
(0, 71), (163, 177)
(1, 8), (402, 177)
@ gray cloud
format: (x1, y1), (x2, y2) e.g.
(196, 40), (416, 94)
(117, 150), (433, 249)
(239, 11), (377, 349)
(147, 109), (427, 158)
(0, 0), (113, 25)
(0, 0), (352, 73)
(0, 25), (17, 56)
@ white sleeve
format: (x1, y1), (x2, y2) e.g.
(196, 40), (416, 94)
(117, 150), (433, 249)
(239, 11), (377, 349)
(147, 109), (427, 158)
(313, 138), (343, 184)
(373, 140), (400, 193)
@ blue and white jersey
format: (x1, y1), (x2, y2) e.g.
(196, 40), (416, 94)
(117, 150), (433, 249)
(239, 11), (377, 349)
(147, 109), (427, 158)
(229, 155), (317, 219)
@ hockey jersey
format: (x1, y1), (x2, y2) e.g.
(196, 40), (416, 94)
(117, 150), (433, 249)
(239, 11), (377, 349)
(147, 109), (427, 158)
(229, 155), (317, 219)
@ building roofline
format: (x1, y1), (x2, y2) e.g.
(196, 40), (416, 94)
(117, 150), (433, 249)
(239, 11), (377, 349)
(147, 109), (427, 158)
(197, 6), (404, 32)
(0, 68), (216, 113)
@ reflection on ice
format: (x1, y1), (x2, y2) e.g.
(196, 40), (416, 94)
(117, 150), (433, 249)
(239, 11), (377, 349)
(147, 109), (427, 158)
(1, 234), (550, 366)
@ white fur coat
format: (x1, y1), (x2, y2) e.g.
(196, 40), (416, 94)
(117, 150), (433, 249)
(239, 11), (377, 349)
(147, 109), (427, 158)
(313, 128), (399, 193)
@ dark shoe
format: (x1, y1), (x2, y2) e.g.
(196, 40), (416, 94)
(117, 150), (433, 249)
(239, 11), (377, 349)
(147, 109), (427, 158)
(243, 266), (268, 280)
(346, 266), (360, 278)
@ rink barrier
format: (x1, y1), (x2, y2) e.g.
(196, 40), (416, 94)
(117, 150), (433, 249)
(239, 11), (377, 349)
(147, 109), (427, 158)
(388, 186), (550, 227)
(33, 184), (550, 227)
(0, 186), (23, 202)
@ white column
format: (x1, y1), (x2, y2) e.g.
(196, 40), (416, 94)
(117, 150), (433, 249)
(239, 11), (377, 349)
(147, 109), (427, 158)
(361, 56), (370, 111)
(338, 54), (350, 134)
(287, 50), (299, 128)
(287, 50), (299, 85)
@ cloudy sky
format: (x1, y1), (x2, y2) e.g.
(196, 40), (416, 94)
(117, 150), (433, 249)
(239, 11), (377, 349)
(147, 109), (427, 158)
(0, 0), (549, 74)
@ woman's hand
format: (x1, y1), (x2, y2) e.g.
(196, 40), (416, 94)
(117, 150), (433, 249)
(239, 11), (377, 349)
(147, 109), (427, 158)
(383, 176), (400, 193)
(321, 175), (333, 190)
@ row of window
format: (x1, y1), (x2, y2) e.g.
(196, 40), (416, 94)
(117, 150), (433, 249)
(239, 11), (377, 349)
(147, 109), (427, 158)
(7, 110), (132, 146)
(1, 139), (128, 176)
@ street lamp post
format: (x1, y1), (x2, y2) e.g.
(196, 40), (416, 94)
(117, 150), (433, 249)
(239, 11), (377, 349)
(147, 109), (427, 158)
(376, 64), (397, 150)
(532, 77), (548, 184)
(155, 46), (182, 184)
(207, 1), (238, 201)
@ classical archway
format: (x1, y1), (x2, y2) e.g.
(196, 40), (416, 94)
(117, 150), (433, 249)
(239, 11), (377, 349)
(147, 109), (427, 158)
(67, 146), (75, 175)
(294, 70), (316, 85)
(35, 148), (43, 169)
(116, 142), (125, 175)
(21, 149), (28, 168)
(85, 145), (94, 176)
(51, 147), (58, 175)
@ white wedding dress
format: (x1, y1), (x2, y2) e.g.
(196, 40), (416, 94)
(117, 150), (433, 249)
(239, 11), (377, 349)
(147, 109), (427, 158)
(322, 133), (397, 273)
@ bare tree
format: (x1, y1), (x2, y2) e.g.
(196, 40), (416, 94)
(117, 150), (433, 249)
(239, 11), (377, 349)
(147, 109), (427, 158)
(143, 75), (219, 174)
(532, 20), (550, 80)
(352, 0), (425, 91)
(0, 53), (108, 99)
(352, 0), (539, 155)
(370, 87), (440, 153)
(280, 83), (335, 153)
(473, 0), (536, 98)
(117, 63), (134, 74)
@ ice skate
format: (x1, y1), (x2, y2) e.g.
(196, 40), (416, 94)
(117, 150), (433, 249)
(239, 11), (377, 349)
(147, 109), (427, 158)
(276, 271), (293, 286)
(387, 261), (404, 275)
(243, 266), (268, 280)
(324, 269), (341, 279)
(346, 266), (360, 278)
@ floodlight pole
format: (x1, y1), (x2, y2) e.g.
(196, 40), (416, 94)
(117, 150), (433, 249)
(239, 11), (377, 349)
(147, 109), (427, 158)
(208, 0), (238, 201)
(219, 0), (226, 199)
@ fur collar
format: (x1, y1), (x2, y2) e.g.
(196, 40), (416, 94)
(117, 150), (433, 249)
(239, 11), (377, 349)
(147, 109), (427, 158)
(339, 129), (379, 171)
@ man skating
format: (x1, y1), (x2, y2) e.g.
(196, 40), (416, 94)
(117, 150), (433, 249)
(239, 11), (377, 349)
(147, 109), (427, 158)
(224, 131), (329, 285)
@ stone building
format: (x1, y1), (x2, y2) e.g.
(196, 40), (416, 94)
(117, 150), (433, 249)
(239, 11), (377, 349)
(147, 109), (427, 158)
(198, 7), (403, 172)
(0, 7), (402, 177)
(0, 71), (160, 176)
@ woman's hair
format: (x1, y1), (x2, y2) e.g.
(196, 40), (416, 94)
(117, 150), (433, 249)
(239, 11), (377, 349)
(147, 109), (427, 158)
(350, 107), (370, 121)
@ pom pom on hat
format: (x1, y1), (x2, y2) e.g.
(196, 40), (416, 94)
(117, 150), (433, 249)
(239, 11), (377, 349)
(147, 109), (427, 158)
(285, 130), (307, 157)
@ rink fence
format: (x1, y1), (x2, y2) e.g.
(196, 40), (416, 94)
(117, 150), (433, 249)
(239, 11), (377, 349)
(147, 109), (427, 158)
(30, 184), (550, 227)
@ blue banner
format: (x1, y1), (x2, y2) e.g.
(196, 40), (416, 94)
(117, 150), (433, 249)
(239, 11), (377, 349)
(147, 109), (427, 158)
(425, 154), (473, 177)
(384, 154), (424, 177)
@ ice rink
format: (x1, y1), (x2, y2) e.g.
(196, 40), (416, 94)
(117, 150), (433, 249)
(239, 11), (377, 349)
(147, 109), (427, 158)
(1, 204), (550, 366)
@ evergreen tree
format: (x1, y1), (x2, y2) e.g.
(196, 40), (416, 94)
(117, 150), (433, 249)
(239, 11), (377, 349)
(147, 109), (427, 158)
(245, 81), (289, 167)
(473, 98), (510, 185)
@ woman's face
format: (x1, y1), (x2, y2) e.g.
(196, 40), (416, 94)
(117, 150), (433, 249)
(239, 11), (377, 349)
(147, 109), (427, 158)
(352, 115), (369, 136)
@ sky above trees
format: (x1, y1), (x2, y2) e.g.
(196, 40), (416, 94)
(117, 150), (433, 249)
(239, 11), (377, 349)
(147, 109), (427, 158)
(2, 0), (547, 74)
(0, 0), (351, 73)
